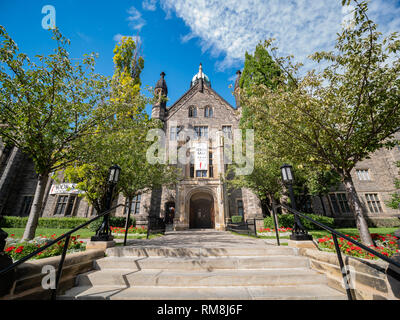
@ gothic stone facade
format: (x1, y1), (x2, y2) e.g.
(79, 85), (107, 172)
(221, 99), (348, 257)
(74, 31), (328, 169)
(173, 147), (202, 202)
(0, 66), (399, 229)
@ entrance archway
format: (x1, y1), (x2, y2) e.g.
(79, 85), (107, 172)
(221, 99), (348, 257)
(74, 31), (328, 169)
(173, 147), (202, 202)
(189, 192), (214, 229)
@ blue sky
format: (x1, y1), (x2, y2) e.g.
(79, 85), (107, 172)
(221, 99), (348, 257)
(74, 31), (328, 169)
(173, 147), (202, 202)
(1, 0), (400, 115)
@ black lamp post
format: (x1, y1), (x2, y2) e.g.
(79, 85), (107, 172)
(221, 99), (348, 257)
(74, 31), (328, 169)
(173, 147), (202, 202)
(91, 164), (121, 242)
(280, 164), (313, 241)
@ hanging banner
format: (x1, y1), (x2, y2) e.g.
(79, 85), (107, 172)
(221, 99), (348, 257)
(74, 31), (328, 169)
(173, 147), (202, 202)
(194, 142), (208, 171)
(50, 183), (83, 195)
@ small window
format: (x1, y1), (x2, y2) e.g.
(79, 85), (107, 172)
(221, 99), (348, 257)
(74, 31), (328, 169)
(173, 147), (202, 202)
(329, 193), (351, 215)
(54, 195), (76, 216)
(189, 106), (197, 118)
(222, 126), (232, 139)
(237, 200), (244, 217)
(365, 194), (383, 213)
(329, 194), (340, 214)
(356, 169), (371, 181)
(194, 126), (208, 139)
(209, 152), (213, 178)
(125, 194), (141, 215)
(19, 195), (33, 216)
(337, 193), (351, 214)
(204, 106), (213, 118)
(170, 126), (183, 140)
(196, 170), (207, 178)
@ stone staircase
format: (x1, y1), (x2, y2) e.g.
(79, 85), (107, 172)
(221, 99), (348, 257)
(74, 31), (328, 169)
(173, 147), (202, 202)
(59, 241), (346, 300)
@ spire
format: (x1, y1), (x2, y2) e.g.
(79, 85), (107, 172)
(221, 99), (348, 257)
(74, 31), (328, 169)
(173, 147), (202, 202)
(155, 71), (168, 96)
(152, 71), (168, 121)
(191, 63), (211, 88)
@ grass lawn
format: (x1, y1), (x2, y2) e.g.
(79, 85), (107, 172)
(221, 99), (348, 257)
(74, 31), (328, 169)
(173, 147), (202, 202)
(308, 227), (399, 239)
(241, 227), (399, 240)
(4, 228), (153, 240)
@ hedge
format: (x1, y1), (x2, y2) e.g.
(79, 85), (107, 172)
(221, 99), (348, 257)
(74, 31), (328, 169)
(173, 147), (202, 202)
(231, 216), (243, 224)
(0, 216), (90, 229)
(264, 213), (335, 231)
(0, 215), (136, 231)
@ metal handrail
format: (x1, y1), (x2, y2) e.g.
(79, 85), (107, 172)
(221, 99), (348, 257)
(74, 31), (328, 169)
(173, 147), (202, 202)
(0, 203), (126, 299)
(278, 203), (400, 300)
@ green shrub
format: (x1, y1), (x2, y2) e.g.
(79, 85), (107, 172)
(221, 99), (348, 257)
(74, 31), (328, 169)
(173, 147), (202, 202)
(0, 215), (136, 231)
(264, 213), (335, 231)
(0, 216), (90, 229)
(231, 216), (243, 224)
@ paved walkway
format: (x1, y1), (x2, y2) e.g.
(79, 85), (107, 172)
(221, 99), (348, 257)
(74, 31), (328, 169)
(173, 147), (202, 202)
(122, 229), (275, 248)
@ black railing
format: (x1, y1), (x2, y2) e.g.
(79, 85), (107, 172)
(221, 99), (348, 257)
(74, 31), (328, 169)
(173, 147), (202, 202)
(0, 203), (126, 300)
(277, 203), (400, 300)
(226, 218), (258, 238)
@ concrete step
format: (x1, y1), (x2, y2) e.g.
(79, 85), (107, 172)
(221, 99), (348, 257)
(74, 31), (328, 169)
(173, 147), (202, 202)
(75, 268), (327, 287)
(59, 284), (346, 300)
(94, 256), (310, 271)
(105, 246), (298, 258)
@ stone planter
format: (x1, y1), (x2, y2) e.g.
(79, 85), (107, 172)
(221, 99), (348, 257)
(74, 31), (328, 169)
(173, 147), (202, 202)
(1, 249), (104, 300)
(298, 248), (400, 300)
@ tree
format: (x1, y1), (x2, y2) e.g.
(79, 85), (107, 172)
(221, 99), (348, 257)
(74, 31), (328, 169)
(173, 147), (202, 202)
(64, 36), (179, 219)
(387, 161), (400, 210)
(242, 0), (400, 245)
(0, 26), (116, 240)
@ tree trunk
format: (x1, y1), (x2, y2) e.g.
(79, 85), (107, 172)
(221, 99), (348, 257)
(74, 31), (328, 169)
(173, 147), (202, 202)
(319, 194), (327, 216)
(22, 173), (49, 241)
(343, 175), (373, 246)
(123, 197), (133, 246)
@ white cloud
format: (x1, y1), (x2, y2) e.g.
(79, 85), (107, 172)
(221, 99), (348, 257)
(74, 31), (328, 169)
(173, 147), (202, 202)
(156, 0), (400, 71)
(127, 6), (146, 30)
(142, 0), (157, 11)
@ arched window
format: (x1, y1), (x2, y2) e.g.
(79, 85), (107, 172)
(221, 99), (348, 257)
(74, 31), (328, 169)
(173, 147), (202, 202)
(189, 106), (197, 118)
(204, 106), (213, 118)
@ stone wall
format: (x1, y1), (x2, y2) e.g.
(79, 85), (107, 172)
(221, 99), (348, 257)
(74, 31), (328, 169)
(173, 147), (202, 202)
(298, 248), (400, 300)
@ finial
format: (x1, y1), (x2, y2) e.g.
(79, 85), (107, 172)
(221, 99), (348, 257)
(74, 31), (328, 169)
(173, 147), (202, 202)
(199, 63), (203, 78)
(236, 70), (242, 75)
(160, 72), (165, 78)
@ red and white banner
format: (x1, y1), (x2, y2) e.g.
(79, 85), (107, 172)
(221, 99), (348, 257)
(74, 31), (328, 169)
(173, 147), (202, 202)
(194, 142), (208, 171)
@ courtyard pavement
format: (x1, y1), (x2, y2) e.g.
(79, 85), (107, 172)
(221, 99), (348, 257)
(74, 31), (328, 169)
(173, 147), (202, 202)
(120, 229), (285, 248)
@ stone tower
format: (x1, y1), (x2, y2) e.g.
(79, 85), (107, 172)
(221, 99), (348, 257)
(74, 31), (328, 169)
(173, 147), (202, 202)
(151, 72), (168, 121)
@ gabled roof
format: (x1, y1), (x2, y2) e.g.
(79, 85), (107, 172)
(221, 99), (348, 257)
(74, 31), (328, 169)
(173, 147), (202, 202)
(166, 80), (236, 120)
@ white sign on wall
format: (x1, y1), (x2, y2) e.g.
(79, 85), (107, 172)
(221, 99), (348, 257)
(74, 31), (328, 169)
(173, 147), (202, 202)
(194, 142), (208, 171)
(50, 183), (82, 195)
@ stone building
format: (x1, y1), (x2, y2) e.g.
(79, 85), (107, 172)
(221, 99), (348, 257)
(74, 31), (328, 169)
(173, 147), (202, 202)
(112, 64), (264, 230)
(0, 64), (399, 229)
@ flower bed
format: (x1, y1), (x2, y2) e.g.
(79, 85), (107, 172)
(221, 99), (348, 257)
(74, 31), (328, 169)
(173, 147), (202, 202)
(258, 227), (292, 236)
(317, 233), (399, 260)
(110, 225), (147, 235)
(5, 234), (86, 262)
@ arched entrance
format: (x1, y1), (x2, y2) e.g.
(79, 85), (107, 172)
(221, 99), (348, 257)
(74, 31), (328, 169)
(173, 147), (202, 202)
(189, 192), (214, 229)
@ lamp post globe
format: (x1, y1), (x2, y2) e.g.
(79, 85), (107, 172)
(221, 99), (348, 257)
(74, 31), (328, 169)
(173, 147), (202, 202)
(91, 164), (121, 242)
(280, 164), (312, 241)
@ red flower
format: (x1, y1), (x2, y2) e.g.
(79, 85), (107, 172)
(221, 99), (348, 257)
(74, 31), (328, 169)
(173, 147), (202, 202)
(15, 246), (24, 254)
(5, 246), (15, 252)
